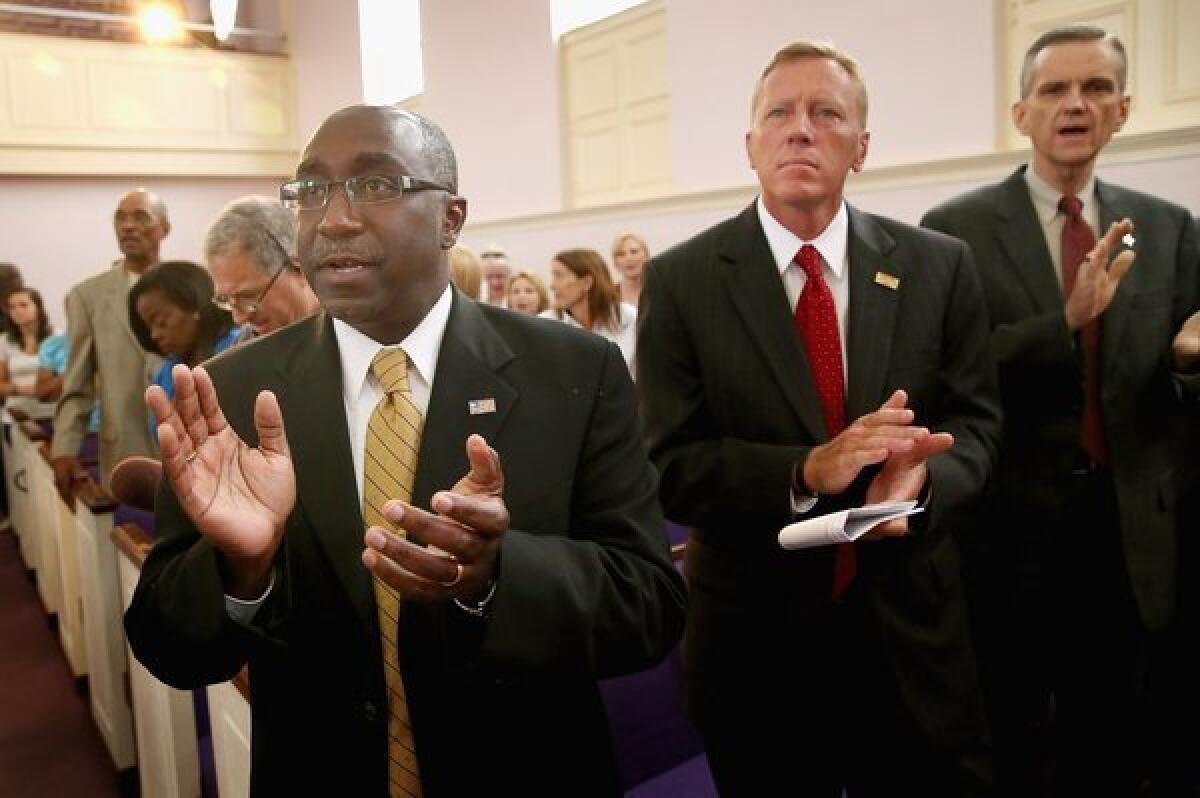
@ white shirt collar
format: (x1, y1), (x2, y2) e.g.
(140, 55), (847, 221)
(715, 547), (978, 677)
(756, 196), (848, 280)
(1024, 165), (1096, 227)
(332, 284), (452, 404)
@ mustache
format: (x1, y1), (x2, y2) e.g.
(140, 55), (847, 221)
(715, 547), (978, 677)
(303, 242), (384, 267)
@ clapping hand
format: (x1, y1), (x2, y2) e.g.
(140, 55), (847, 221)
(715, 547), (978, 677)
(146, 365), (295, 598)
(1064, 219), (1137, 331)
(363, 434), (508, 605)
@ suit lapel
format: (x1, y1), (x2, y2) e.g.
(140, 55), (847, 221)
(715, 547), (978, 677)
(994, 167), (1063, 313)
(1095, 178), (1137, 383)
(845, 207), (901, 421)
(720, 205), (828, 438)
(100, 262), (145, 352)
(412, 293), (516, 508)
(278, 314), (378, 637)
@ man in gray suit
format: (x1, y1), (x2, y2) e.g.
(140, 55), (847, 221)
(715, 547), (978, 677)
(923, 24), (1200, 797)
(52, 188), (169, 497)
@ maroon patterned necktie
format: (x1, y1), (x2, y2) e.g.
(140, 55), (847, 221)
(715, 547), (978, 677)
(793, 245), (854, 598)
(1058, 196), (1108, 464)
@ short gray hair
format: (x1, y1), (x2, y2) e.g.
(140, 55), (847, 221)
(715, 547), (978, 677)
(204, 196), (296, 276)
(395, 107), (459, 194)
(1020, 24), (1128, 98)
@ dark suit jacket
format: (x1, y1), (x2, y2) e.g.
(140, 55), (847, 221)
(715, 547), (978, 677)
(638, 203), (1001, 751)
(125, 295), (686, 797)
(923, 166), (1200, 629)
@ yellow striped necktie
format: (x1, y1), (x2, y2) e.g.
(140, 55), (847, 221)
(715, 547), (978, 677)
(364, 348), (424, 797)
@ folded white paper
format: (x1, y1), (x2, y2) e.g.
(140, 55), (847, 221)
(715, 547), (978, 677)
(778, 500), (923, 550)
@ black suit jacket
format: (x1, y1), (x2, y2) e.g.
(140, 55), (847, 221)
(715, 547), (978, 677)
(923, 166), (1200, 629)
(125, 295), (686, 797)
(638, 203), (1001, 749)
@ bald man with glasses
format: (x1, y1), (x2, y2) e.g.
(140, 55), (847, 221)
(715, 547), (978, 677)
(125, 104), (684, 797)
(204, 195), (319, 341)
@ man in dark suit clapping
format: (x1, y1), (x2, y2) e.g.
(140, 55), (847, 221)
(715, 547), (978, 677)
(923, 24), (1200, 797)
(125, 104), (685, 797)
(638, 40), (1002, 797)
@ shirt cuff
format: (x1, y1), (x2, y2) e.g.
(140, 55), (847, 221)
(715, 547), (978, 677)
(224, 568), (276, 624)
(790, 488), (818, 515)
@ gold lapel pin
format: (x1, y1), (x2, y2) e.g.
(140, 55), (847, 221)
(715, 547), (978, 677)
(468, 398), (497, 415)
(874, 272), (900, 290)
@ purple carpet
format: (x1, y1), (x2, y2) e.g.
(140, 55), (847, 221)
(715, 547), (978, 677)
(0, 530), (125, 796)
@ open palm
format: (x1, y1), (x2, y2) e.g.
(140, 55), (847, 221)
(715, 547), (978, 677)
(147, 365), (295, 565)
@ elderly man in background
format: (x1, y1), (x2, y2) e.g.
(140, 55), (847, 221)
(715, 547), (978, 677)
(205, 195), (320, 340)
(52, 188), (169, 496)
(480, 243), (512, 307)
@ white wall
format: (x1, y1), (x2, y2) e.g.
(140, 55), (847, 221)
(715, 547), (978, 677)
(0, 176), (279, 331)
(420, 0), (562, 222)
(289, 0), (365, 147)
(665, 0), (997, 195)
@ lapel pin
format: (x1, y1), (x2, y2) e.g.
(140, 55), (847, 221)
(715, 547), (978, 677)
(874, 272), (900, 290)
(468, 398), (497, 416)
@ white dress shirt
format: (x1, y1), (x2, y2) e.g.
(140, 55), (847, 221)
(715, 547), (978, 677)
(757, 195), (851, 378)
(756, 197), (852, 512)
(227, 285), (453, 619)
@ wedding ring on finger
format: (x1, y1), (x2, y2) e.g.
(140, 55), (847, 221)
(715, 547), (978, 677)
(185, 451), (198, 464)
(441, 560), (464, 588)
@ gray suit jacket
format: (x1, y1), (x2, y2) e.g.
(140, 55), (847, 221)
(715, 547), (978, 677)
(52, 261), (162, 484)
(922, 165), (1200, 629)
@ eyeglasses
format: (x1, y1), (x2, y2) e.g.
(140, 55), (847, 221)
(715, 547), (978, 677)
(279, 174), (452, 211)
(211, 226), (293, 316)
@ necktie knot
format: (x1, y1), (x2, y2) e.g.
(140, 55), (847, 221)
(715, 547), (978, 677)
(371, 349), (411, 396)
(795, 244), (822, 280)
(1059, 195), (1084, 220)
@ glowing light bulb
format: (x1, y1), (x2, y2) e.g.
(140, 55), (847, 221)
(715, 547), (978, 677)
(138, 3), (183, 44)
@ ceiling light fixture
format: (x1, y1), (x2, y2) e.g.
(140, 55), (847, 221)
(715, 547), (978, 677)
(0, 1), (282, 44)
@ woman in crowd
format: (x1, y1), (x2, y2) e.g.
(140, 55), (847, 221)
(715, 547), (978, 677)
(612, 232), (649, 307)
(507, 270), (550, 316)
(0, 262), (25, 338)
(544, 248), (637, 372)
(0, 287), (57, 418)
(449, 245), (483, 300)
(129, 261), (237, 409)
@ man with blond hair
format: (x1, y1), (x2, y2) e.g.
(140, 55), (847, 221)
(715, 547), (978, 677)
(639, 40), (1002, 795)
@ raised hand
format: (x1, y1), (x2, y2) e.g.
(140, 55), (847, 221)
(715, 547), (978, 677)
(146, 364), (295, 598)
(802, 390), (930, 496)
(1172, 309), (1200, 372)
(362, 434), (508, 604)
(1065, 218), (1136, 331)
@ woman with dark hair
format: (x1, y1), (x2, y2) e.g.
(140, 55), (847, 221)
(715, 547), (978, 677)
(129, 261), (237, 405)
(544, 248), (637, 372)
(0, 287), (56, 417)
(0, 262), (25, 338)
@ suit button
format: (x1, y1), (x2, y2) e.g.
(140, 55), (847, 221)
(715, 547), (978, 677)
(363, 700), (378, 721)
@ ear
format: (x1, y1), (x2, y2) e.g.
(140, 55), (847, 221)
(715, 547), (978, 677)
(1012, 99), (1030, 136)
(1115, 93), (1131, 130)
(159, 219), (172, 239)
(744, 131), (756, 171)
(441, 196), (468, 249)
(850, 130), (870, 173)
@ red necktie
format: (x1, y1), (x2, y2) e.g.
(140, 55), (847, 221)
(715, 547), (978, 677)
(1058, 196), (1109, 464)
(793, 245), (854, 598)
